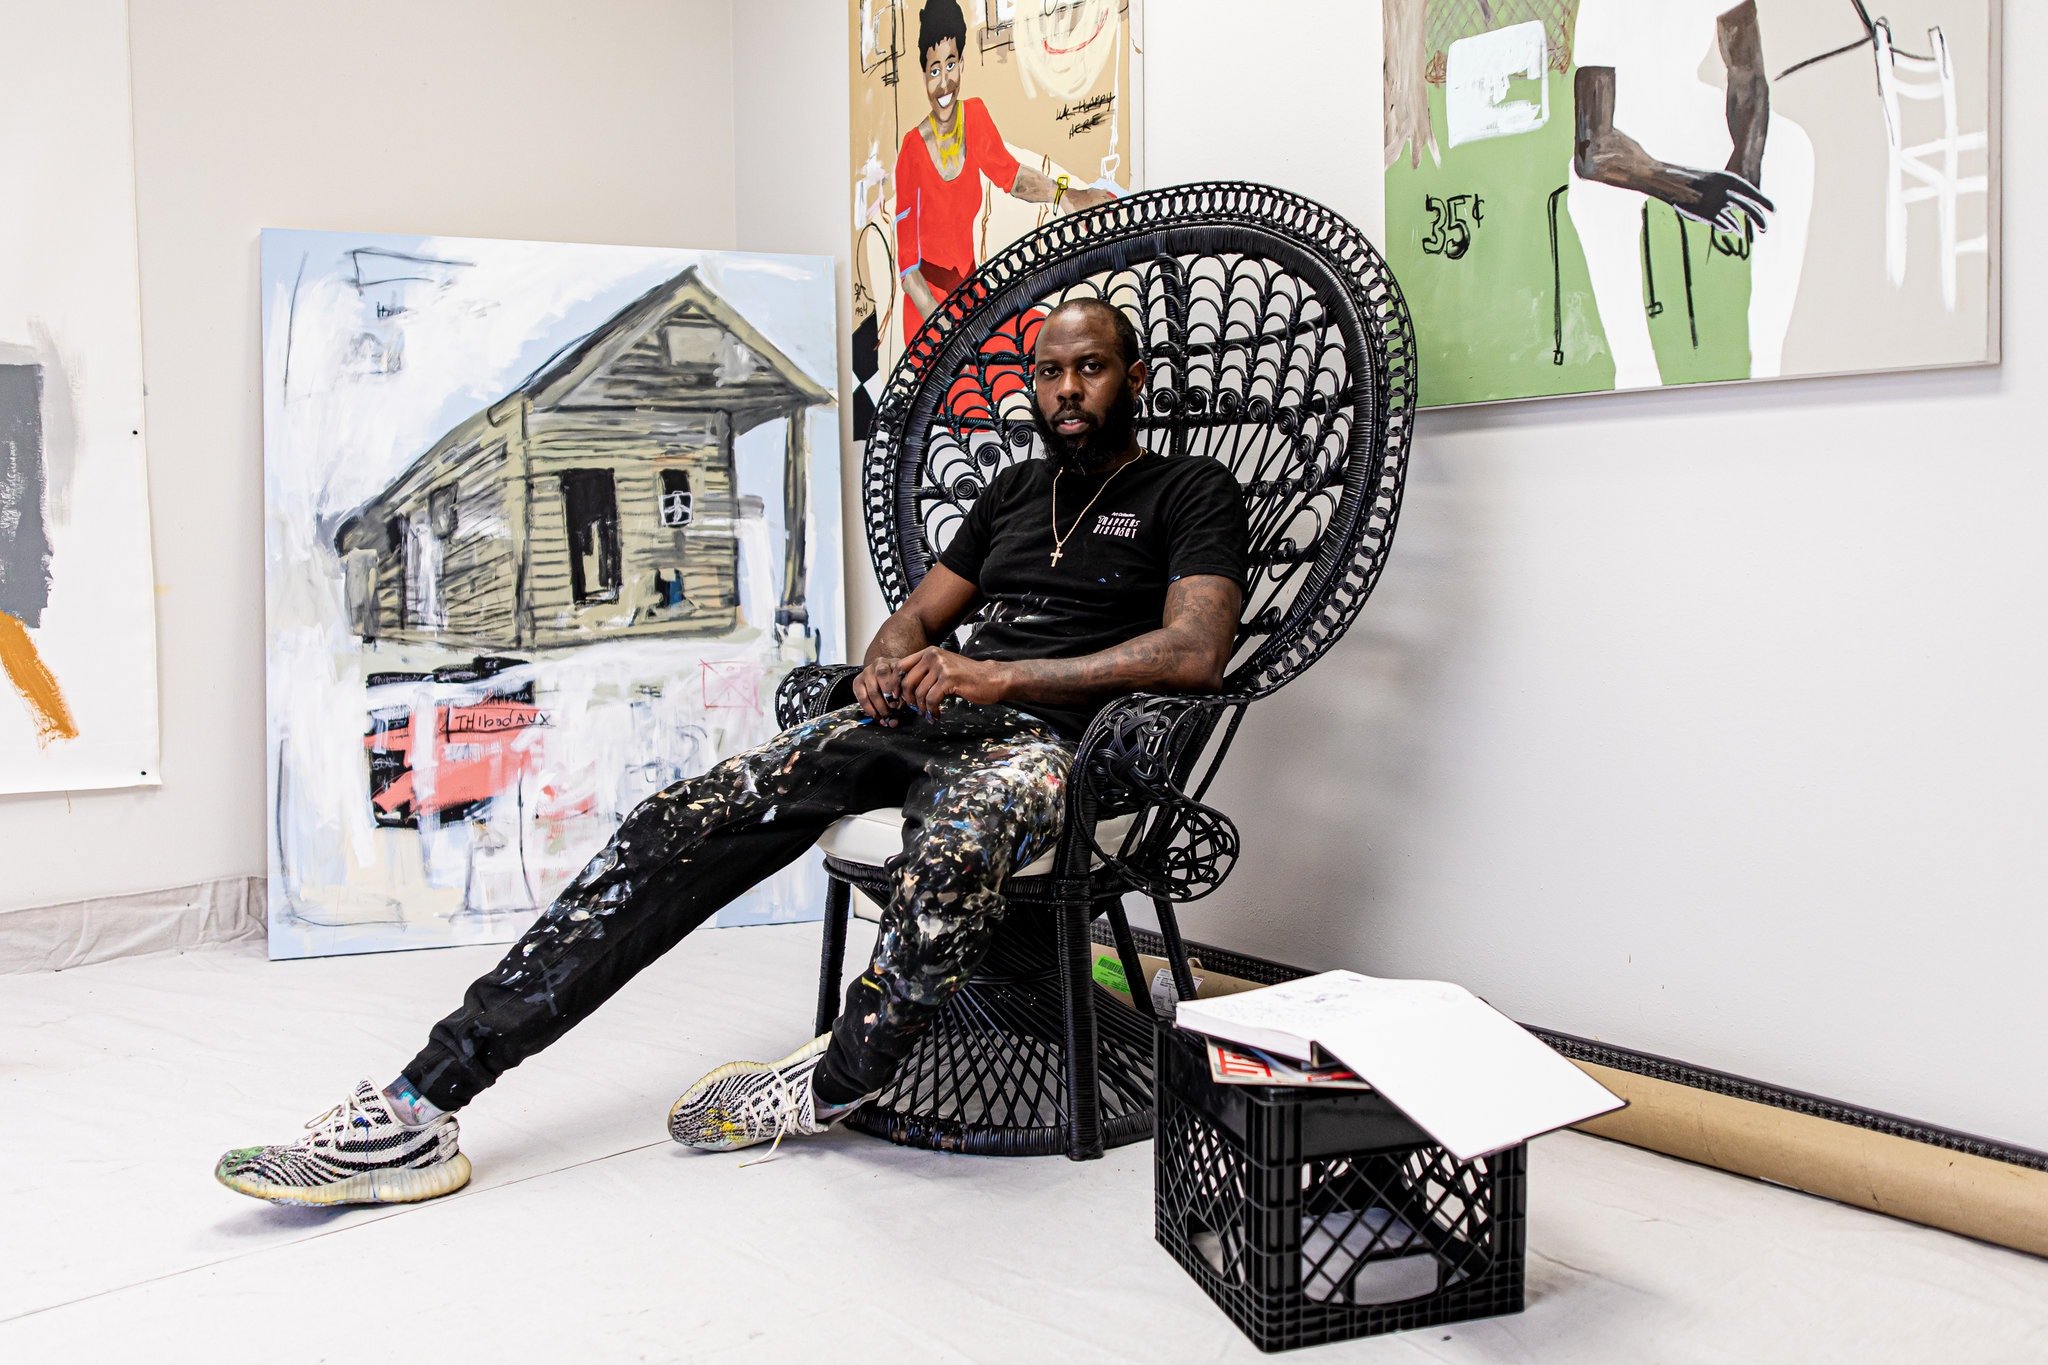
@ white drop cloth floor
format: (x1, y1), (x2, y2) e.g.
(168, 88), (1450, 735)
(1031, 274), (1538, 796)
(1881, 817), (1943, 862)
(3, 924), (2043, 1364)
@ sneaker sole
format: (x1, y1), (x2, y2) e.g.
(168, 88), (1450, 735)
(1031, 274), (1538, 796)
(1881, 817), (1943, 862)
(216, 1152), (473, 1207)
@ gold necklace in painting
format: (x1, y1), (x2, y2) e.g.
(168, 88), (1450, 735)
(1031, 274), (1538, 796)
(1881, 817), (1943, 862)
(930, 107), (964, 171)
(1048, 458), (1133, 567)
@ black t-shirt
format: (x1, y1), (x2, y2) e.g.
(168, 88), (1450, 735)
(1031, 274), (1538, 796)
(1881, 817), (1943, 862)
(936, 450), (1249, 739)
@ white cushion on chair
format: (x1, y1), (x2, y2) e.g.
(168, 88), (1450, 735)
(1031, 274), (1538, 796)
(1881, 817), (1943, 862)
(816, 808), (1139, 879)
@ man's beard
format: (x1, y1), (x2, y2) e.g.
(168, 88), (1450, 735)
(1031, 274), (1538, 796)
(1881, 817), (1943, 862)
(1033, 386), (1139, 473)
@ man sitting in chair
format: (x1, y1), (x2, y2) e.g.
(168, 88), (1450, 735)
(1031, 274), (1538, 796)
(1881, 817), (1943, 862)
(216, 298), (1249, 1207)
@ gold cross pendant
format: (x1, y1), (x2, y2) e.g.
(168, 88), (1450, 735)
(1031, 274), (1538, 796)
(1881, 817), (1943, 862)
(1049, 546), (1064, 566)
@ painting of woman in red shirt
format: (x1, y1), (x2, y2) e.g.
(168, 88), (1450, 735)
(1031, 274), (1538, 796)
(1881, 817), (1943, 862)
(895, 0), (1115, 344)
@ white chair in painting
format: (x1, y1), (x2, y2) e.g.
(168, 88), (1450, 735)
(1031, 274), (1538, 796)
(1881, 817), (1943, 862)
(1872, 20), (1988, 311)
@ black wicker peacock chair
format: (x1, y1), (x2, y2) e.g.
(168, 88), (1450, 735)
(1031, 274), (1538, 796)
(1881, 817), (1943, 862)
(774, 180), (1416, 1161)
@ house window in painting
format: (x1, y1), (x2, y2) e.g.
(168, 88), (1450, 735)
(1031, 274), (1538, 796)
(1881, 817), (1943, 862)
(561, 469), (621, 605)
(386, 515), (409, 629)
(429, 484), (458, 539)
(659, 469), (694, 528)
(654, 568), (688, 609)
(406, 508), (446, 630)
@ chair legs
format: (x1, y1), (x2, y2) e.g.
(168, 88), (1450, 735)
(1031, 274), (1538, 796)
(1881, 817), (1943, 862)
(1055, 893), (1104, 1160)
(816, 867), (1152, 1159)
(1103, 896), (1158, 1024)
(1151, 894), (1201, 1003)
(815, 877), (851, 1037)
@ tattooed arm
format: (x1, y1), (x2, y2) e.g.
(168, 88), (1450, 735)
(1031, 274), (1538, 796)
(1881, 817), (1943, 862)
(852, 564), (981, 725)
(895, 575), (1242, 716)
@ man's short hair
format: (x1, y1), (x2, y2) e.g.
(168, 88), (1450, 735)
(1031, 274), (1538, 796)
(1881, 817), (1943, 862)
(1043, 297), (1143, 369)
(918, 0), (968, 64)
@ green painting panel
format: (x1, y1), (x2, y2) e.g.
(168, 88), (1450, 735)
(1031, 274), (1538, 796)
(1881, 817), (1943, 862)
(1640, 207), (1754, 388)
(1387, 74), (1757, 406)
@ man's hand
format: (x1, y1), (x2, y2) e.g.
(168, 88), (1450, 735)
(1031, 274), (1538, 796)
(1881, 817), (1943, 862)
(852, 655), (910, 725)
(896, 648), (1010, 717)
(851, 564), (986, 725)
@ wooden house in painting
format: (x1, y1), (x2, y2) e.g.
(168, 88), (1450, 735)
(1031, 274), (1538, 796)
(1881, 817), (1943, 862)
(334, 267), (833, 651)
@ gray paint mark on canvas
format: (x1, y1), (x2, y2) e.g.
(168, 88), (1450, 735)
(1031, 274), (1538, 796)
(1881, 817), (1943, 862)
(0, 363), (51, 627)
(0, 328), (80, 527)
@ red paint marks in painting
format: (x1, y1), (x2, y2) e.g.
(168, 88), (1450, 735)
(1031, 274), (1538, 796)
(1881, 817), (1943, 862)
(537, 782), (597, 821)
(0, 610), (78, 746)
(1039, 6), (1110, 56)
(942, 307), (1047, 423)
(366, 696), (546, 825)
(702, 659), (759, 712)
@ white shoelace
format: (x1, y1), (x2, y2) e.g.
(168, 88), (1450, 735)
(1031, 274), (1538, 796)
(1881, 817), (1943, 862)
(737, 1066), (811, 1169)
(303, 1088), (382, 1151)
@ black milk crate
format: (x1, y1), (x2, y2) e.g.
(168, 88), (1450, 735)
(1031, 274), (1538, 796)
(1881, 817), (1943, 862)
(1153, 1024), (1527, 1352)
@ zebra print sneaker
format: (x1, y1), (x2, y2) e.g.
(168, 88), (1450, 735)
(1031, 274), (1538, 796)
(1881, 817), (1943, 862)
(668, 1034), (846, 1155)
(215, 1080), (472, 1206)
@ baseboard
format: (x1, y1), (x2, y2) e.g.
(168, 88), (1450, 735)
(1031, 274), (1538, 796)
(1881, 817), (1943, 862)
(1093, 923), (2048, 1259)
(0, 875), (266, 974)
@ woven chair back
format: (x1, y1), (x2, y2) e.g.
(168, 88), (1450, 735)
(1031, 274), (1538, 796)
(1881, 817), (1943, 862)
(864, 181), (1417, 699)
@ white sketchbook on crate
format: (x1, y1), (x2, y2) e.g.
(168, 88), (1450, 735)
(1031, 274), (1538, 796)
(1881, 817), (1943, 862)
(1173, 970), (1625, 1161)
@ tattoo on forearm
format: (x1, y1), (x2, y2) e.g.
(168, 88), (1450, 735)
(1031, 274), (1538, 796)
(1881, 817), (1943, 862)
(1003, 577), (1240, 705)
(865, 613), (930, 664)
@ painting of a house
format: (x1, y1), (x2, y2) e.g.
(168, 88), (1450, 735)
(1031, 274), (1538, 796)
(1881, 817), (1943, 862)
(262, 234), (844, 960)
(334, 268), (832, 652)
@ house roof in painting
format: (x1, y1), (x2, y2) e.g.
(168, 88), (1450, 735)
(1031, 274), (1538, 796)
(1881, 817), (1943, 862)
(513, 266), (834, 422)
(332, 265), (834, 547)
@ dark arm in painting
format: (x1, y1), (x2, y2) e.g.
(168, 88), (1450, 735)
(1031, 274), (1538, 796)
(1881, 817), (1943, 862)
(1572, 3), (1775, 235)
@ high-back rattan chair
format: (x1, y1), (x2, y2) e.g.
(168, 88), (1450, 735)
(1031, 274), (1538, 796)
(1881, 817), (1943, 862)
(774, 181), (1416, 1160)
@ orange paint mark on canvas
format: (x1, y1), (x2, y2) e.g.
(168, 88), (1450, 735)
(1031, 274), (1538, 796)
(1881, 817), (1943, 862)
(0, 610), (79, 745)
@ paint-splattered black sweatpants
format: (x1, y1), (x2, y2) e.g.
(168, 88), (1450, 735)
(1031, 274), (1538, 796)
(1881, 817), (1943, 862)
(403, 702), (1072, 1112)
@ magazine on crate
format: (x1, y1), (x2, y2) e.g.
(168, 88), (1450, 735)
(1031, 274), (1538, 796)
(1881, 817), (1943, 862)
(1205, 1040), (1374, 1090)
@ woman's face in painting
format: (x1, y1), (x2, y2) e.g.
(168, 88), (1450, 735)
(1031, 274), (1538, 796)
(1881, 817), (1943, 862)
(923, 37), (962, 120)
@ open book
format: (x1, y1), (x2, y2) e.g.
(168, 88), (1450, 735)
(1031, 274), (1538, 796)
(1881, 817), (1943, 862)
(1173, 970), (1624, 1161)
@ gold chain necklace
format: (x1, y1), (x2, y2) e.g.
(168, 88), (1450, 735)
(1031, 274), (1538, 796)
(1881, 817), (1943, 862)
(930, 108), (964, 170)
(1048, 457), (1135, 567)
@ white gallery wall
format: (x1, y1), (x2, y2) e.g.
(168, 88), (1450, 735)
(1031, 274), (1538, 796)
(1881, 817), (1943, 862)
(735, 0), (2045, 1152)
(1157, 3), (2043, 1155)
(0, 0), (739, 912)
(2, 1), (2039, 1152)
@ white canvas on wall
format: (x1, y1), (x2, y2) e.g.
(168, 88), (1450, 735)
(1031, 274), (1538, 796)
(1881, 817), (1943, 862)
(0, 1), (161, 793)
(261, 232), (845, 960)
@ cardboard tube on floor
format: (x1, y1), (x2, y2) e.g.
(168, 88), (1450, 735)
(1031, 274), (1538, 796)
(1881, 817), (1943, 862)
(1572, 1062), (2048, 1259)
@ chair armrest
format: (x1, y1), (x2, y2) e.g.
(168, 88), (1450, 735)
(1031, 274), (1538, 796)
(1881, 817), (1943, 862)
(774, 663), (864, 729)
(1069, 692), (1247, 902)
